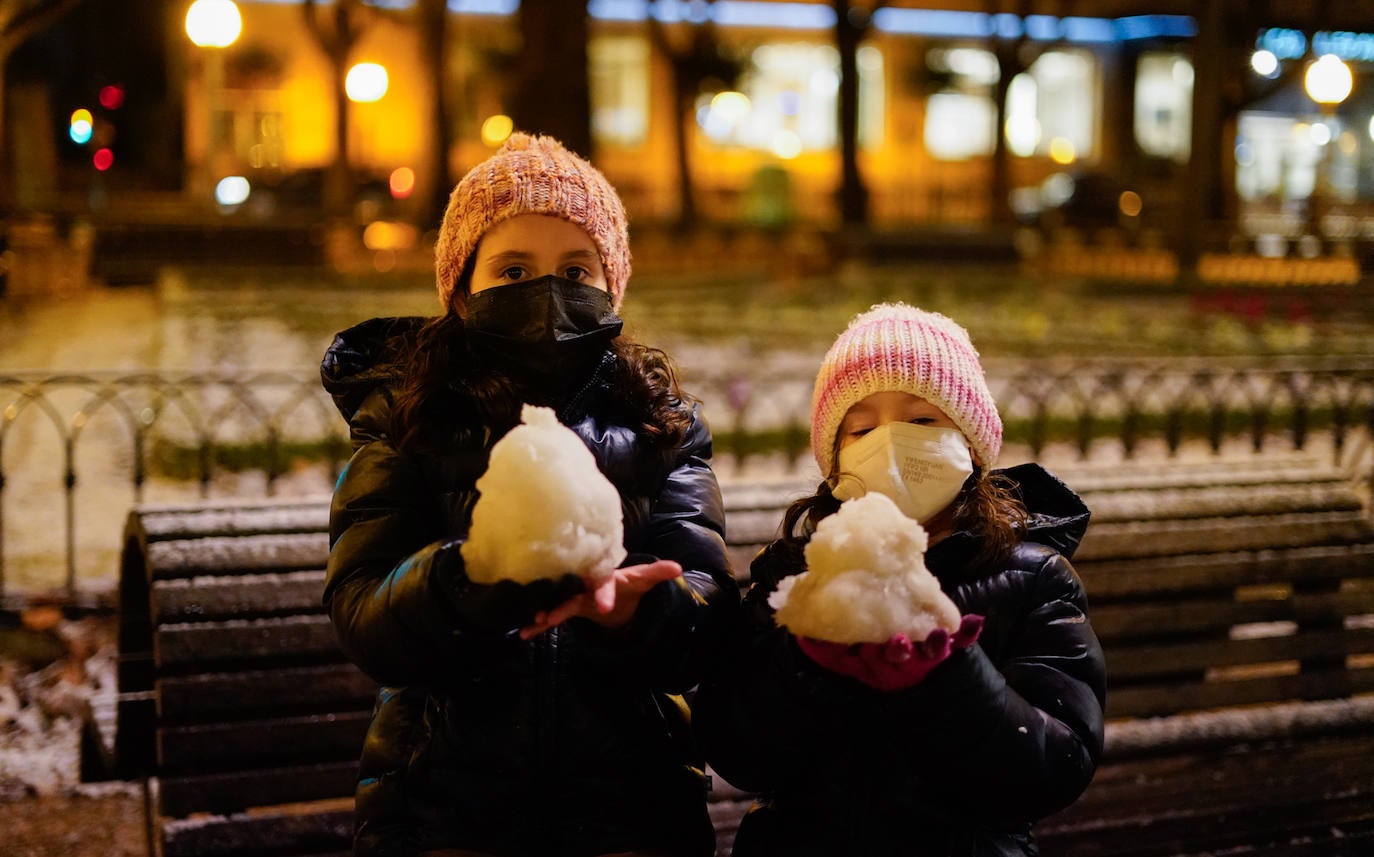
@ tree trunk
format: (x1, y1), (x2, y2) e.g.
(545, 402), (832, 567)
(834, 0), (868, 226)
(510, 0), (591, 157)
(0, 62), (10, 215)
(418, 0), (452, 226)
(672, 84), (696, 230)
(1178, 0), (1224, 275)
(326, 46), (353, 220)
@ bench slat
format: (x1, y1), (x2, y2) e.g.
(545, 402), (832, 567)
(1106, 667), (1374, 719)
(159, 712), (370, 773)
(1076, 511), (1373, 561)
(1082, 481), (1363, 522)
(147, 533), (331, 579)
(163, 806), (353, 857)
(158, 761), (359, 817)
(154, 570), (327, 622)
(1091, 588), (1374, 641)
(1105, 626), (1374, 679)
(158, 663), (376, 721)
(1077, 543), (1374, 598)
(138, 499), (332, 542)
(156, 614), (343, 668)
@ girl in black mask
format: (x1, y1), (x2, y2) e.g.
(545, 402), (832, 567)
(320, 133), (738, 857)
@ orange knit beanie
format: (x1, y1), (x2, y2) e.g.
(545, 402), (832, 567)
(434, 133), (631, 312)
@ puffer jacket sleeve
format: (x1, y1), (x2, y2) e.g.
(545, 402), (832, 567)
(323, 429), (471, 687)
(577, 406), (740, 694)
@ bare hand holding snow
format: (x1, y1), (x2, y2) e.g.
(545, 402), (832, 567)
(462, 404), (627, 585)
(770, 492), (961, 644)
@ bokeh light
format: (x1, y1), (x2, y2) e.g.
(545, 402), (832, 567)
(389, 167), (415, 199)
(1048, 137), (1077, 165)
(345, 63), (389, 103)
(1251, 49), (1279, 77)
(99, 85), (125, 110)
(1118, 190), (1143, 218)
(770, 129), (802, 159)
(69, 109), (94, 145)
(92, 148), (114, 171)
(363, 220), (419, 251)
(481, 114), (514, 147)
(1305, 53), (1353, 105)
(215, 175), (251, 206)
(185, 0), (242, 48)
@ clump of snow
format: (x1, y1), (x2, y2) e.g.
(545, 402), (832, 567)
(462, 404), (626, 585)
(770, 492), (960, 644)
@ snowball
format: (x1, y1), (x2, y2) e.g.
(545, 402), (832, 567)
(461, 404), (627, 585)
(769, 492), (960, 644)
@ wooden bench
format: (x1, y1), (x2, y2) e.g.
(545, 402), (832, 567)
(87, 454), (1374, 857)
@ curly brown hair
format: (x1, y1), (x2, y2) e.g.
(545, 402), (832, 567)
(389, 263), (692, 455)
(780, 466), (1028, 578)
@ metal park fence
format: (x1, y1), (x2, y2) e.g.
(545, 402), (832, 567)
(2, 357), (1372, 602)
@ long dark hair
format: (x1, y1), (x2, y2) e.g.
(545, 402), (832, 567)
(388, 264), (692, 454)
(781, 465), (1029, 576)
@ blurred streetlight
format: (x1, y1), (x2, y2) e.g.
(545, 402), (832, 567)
(1303, 53), (1353, 251)
(185, 0), (241, 47)
(185, 0), (242, 197)
(345, 63), (388, 103)
(1305, 53), (1353, 106)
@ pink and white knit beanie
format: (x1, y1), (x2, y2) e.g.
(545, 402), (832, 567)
(434, 132), (631, 311)
(810, 302), (1002, 475)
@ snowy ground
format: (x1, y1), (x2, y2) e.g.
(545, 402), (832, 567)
(0, 607), (147, 855)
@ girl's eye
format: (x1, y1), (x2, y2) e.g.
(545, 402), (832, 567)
(564, 266), (589, 281)
(847, 427), (873, 438)
(499, 266), (527, 281)
(909, 417), (935, 425)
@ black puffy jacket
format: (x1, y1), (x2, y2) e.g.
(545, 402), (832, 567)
(693, 464), (1106, 857)
(320, 317), (739, 857)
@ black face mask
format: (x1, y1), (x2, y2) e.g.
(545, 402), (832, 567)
(462, 275), (623, 396)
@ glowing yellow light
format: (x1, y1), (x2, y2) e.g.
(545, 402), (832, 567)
(1048, 137), (1077, 165)
(481, 114), (514, 147)
(345, 63), (389, 103)
(389, 167), (416, 199)
(1305, 54), (1353, 105)
(185, 0), (242, 48)
(1118, 190), (1143, 218)
(71, 108), (93, 126)
(709, 90), (751, 123)
(770, 129), (803, 160)
(363, 220), (419, 251)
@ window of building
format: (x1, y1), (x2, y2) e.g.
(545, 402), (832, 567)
(695, 41), (884, 157)
(590, 35), (650, 146)
(1135, 52), (1192, 161)
(924, 46), (1098, 163)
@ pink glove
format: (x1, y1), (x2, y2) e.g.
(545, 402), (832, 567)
(796, 614), (985, 691)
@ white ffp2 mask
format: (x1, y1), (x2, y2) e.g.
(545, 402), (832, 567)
(831, 422), (974, 523)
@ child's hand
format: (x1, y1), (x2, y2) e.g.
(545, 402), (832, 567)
(518, 559), (683, 640)
(796, 614), (984, 691)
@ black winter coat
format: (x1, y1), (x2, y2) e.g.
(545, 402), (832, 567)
(692, 464), (1106, 857)
(320, 317), (739, 857)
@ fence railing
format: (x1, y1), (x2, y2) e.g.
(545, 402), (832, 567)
(2, 357), (1372, 602)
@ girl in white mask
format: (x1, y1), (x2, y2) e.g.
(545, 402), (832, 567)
(695, 302), (1106, 857)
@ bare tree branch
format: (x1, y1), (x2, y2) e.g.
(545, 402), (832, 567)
(0, 0), (82, 59)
